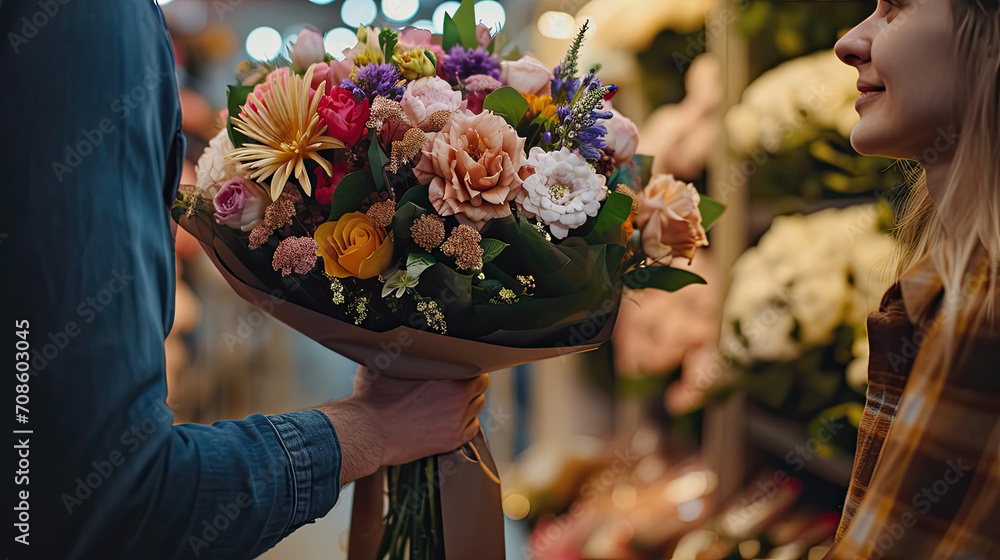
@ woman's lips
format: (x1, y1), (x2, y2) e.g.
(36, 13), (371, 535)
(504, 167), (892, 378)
(855, 89), (885, 110)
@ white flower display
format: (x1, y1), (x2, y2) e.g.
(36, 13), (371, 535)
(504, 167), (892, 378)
(194, 129), (243, 192)
(720, 204), (895, 376)
(724, 50), (860, 155)
(515, 147), (608, 239)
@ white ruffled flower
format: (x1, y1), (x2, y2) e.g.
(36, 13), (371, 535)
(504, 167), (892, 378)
(515, 147), (608, 239)
(194, 129), (243, 192)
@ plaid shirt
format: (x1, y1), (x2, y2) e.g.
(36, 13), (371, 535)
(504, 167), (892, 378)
(826, 245), (1000, 559)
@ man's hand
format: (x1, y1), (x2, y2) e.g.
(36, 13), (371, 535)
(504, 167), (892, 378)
(318, 367), (489, 484)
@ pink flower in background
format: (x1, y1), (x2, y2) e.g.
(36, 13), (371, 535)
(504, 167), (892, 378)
(314, 160), (349, 205)
(318, 88), (371, 146)
(401, 77), (463, 126)
(309, 59), (356, 92)
(290, 28), (325, 72)
(635, 174), (708, 265)
(212, 177), (271, 231)
(476, 24), (493, 48)
(398, 27), (446, 70)
(600, 109), (639, 165)
(501, 55), (552, 96)
(414, 110), (527, 228)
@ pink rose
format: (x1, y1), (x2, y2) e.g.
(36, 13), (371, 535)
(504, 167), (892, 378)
(398, 27), (433, 49)
(309, 59), (355, 92)
(414, 110), (527, 227)
(318, 88), (372, 146)
(401, 77), (463, 126)
(291, 28), (325, 72)
(634, 174), (709, 265)
(500, 55), (552, 96)
(601, 109), (639, 165)
(314, 161), (349, 205)
(212, 177), (271, 231)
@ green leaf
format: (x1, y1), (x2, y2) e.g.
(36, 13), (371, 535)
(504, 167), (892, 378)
(483, 86), (529, 128)
(407, 251), (436, 269)
(479, 238), (509, 266)
(367, 129), (389, 193)
(698, 196), (726, 231)
(623, 266), (707, 292)
(396, 184), (430, 210)
(442, 13), (461, 51)
(328, 170), (376, 221)
(226, 85), (255, 149)
(452, 0), (478, 50)
(592, 192), (633, 234)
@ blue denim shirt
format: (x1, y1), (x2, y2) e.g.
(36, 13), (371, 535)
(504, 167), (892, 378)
(1, 2), (342, 558)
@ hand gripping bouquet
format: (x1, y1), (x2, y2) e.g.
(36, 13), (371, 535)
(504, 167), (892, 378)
(172, 4), (723, 558)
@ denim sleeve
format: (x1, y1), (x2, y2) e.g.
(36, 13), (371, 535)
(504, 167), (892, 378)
(0, 1), (343, 558)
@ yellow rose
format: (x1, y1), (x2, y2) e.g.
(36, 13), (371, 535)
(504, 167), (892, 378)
(392, 47), (436, 81)
(313, 212), (394, 279)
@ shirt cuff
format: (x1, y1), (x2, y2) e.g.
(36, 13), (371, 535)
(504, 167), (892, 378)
(264, 409), (343, 535)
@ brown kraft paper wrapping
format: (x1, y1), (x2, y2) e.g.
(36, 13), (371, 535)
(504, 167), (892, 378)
(190, 232), (616, 557)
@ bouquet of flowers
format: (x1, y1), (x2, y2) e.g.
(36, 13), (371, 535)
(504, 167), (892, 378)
(172, 2), (722, 557)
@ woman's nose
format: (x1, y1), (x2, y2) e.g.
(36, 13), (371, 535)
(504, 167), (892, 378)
(835, 24), (872, 67)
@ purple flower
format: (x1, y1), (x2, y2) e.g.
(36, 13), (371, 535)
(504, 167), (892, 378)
(341, 63), (406, 102)
(441, 46), (501, 85)
(550, 64), (580, 104)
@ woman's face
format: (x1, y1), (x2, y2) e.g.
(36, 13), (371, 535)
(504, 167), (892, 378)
(835, 0), (960, 162)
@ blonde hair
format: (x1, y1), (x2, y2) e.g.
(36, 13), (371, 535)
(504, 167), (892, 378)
(891, 1), (1000, 337)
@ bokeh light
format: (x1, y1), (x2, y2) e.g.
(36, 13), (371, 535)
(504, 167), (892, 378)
(246, 26), (282, 62)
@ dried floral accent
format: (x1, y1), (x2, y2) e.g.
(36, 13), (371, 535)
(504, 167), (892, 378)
(615, 184), (640, 213)
(490, 288), (519, 304)
(325, 275), (346, 305)
(366, 200), (395, 228)
(349, 295), (370, 325)
(360, 190), (392, 213)
(248, 192), (297, 249)
(462, 74), (503, 93)
(367, 96), (411, 130)
(531, 221), (552, 242)
(179, 185), (214, 218)
(417, 299), (447, 333)
(441, 225), (484, 271)
(388, 127), (428, 173)
(517, 275), (536, 296)
(595, 149), (616, 177)
(410, 214), (446, 251)
(418, 110), (453, 133)
(272, 236), (320, 276)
